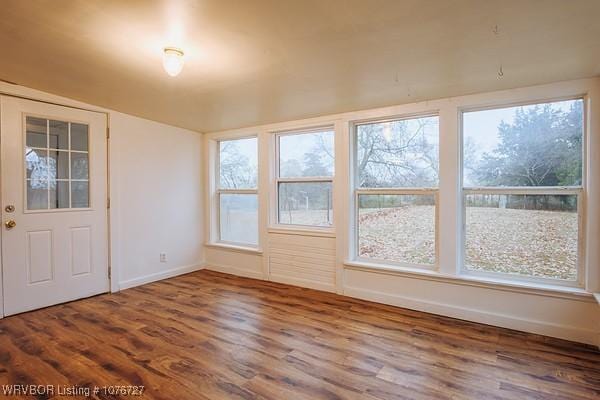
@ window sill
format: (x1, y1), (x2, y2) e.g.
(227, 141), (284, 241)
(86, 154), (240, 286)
(268, 225), (336, 238)
(344, 260), (593, 302)
(204, 242), (263, 255)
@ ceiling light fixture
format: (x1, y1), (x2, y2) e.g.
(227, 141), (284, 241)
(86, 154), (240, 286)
(162, 47), (184, 77)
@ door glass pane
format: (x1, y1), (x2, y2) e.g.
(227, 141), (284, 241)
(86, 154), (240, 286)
(49, 151), (69, 180)
(219, 194), (258, 245)
(49, 181), (70, 209)
(71, 123), (89, 151)
(25, 148), (48, 180)
(26, 117), (47, 148)
(278, 182), (333, 226)
(71, 152), (89, 179)
(71, 181), (89, 208)
(27, 179), (48, 210)
(49, 120), (69, 150)
(465, 194), (578, 281)
(358, 194), (436, 266)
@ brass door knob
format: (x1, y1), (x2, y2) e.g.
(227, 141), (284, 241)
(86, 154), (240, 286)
(5, 220), (16, 229)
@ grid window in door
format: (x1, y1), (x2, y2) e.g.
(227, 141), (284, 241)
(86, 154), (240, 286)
(25, 116), (90, 210)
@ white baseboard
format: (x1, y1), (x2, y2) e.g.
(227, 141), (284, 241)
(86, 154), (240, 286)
(118, 263), (206, 290)
(205, 263), (264, 280)
(344, 285), (599, 346)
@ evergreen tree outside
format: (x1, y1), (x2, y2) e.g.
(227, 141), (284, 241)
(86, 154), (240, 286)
(464, 99), (583, 212)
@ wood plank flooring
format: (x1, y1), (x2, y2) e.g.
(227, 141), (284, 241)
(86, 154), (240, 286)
(0, 270), (599, 399)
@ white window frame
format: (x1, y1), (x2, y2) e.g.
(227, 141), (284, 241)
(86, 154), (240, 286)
(274, 126), (335, 230)
(351, 114), (440, 270)
(459, 97), (587, 288)
(215, 136), (259, 248)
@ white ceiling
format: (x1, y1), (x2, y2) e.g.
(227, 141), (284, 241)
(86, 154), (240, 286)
(1, 0), (599, 132)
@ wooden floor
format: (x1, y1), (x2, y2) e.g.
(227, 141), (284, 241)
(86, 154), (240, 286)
(0, 270), (599, 400)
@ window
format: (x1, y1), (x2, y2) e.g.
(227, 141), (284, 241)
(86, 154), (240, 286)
(25, 116), (90, 210)
(276, 128), (334, 227)
(216, 137), (258, 246)
(354, 115), (439, 267)
(462, 98), (584, 284)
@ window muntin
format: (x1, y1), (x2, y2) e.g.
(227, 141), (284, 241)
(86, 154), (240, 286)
(217, 137), (258, 247)
(25, 116), (90, 210)
(276, 128), (334, 227)
(461, 99), (584, 284)
(353, 115), (439, 268)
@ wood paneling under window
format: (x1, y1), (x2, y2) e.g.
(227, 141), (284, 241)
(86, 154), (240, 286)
(268, 233), (336, 291)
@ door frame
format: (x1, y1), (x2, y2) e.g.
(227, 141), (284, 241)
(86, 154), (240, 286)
(0, 91), (112, 318)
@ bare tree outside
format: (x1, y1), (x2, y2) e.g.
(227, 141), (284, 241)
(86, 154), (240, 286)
(219, 139), (257, 189)
(357, 117), (439, 188)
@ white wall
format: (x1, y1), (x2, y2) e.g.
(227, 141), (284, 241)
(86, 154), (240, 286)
(110, 112), (204, 289)
(0, 82), (205, 293)
(204, 78), (600, 346)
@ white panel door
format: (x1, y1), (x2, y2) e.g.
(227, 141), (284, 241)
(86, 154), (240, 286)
(1, 96), (109, 316)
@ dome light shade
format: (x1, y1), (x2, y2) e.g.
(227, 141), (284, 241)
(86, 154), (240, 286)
(162, 47), (184, 77)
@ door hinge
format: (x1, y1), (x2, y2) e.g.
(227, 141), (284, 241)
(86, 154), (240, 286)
(108, 268), (111, 279)
(106, 127), (110, 139)
(107, 197), (111, 209)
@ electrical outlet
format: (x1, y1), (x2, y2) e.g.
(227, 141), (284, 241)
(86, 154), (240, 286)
(160, 253), (167, 263)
